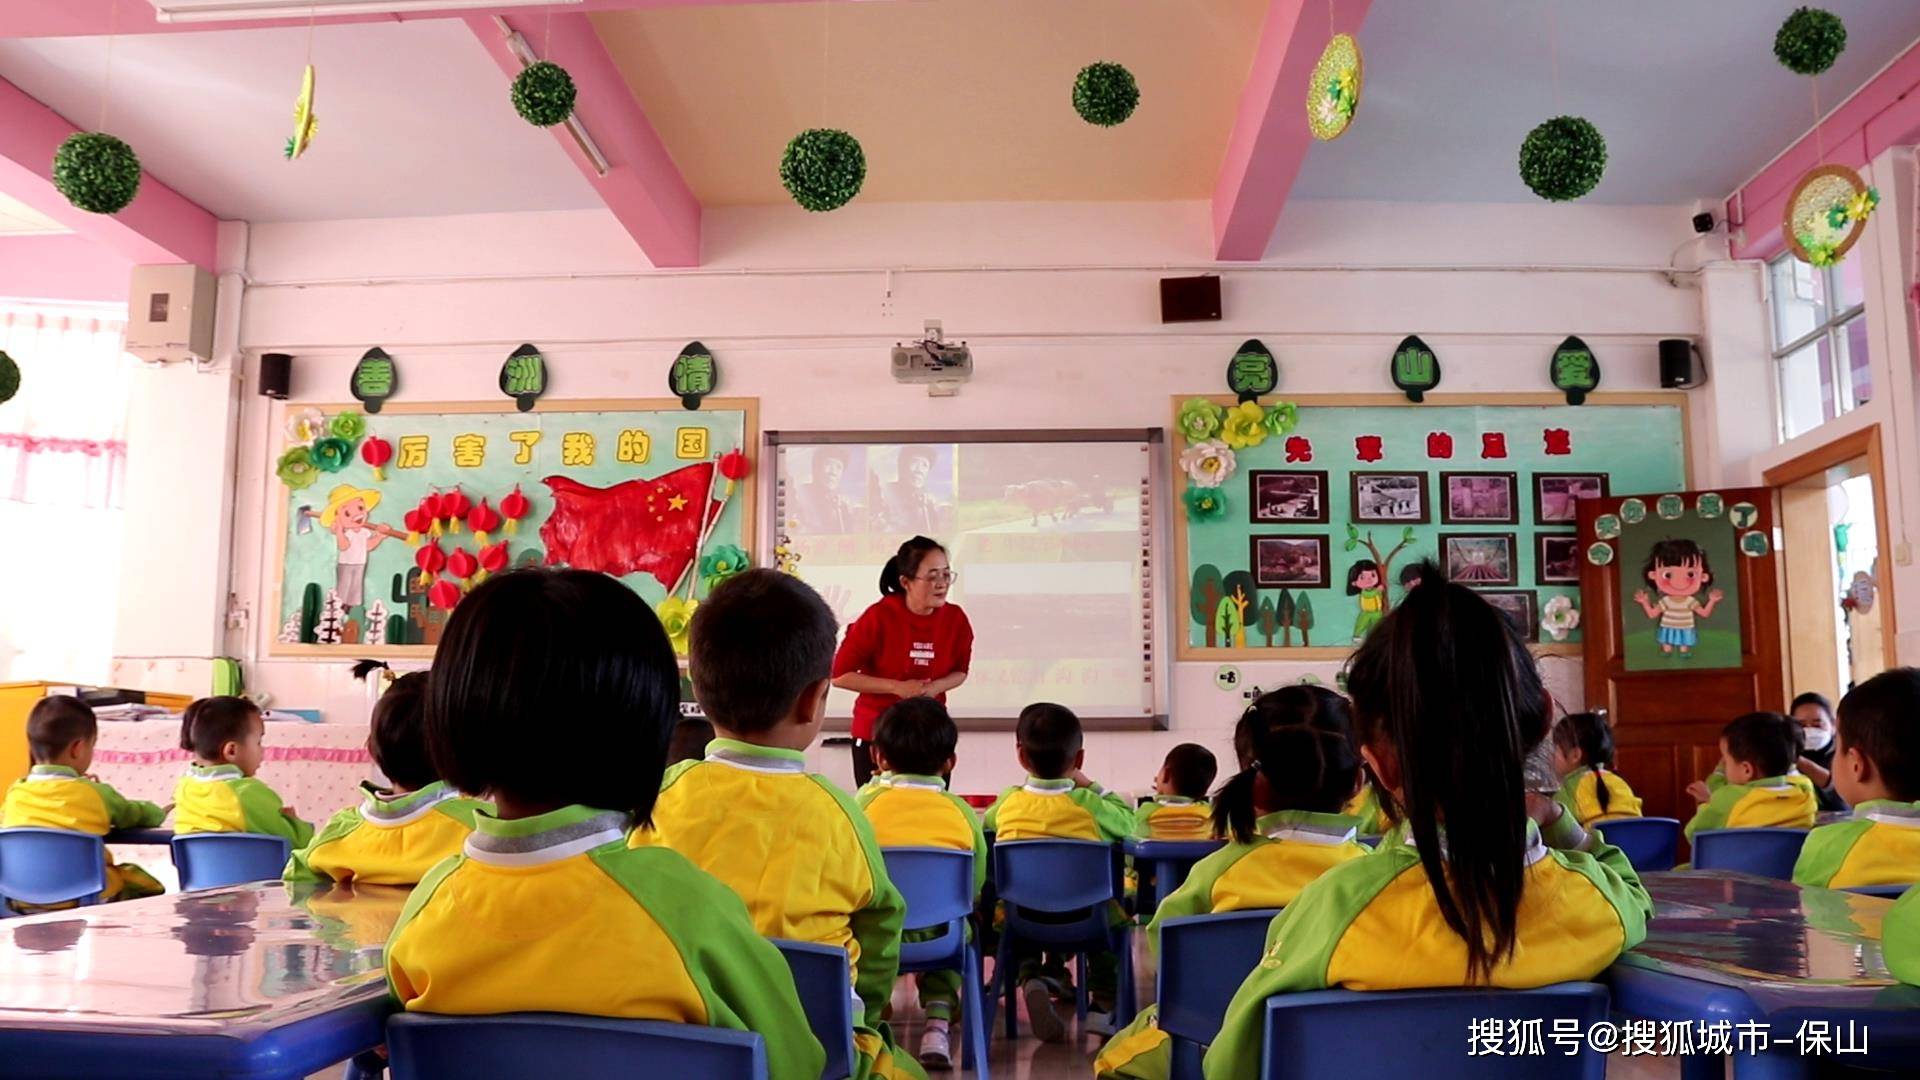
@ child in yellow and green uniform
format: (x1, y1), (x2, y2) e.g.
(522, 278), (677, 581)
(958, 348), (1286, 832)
(1202, 564), (1651, 1080)
(384, 569), (823, 1080)
(172, 696), (314, 848)
(1795, 669), (1920, 889)
(1097, 686), (1369, 1080)
(2, 695), (165, 907)
(1134, 744), (1218, 840)
(286, 669), (489, 885)
(641, 569), (923, 1080)
(1683, 711), (1818, 842)
(1551, 710), (1643, 825)
(856, 696), (986, 1071)
(983, 702), (1136, 1042)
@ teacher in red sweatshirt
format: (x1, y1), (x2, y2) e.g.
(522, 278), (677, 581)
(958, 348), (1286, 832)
(831, 535), (973, 787)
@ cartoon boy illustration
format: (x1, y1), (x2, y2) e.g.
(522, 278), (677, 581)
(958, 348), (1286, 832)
(1347, 559), (1385, 643)
(306, 485), (405, 609)
(1632, 538), (1725, 657)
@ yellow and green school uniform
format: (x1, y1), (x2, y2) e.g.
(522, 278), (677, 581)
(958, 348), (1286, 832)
(1554, 766), (1643, 825)
(640, 739), (924, 1080)
(386, 803), (824, 1080)
(1342, 786), (1389, 837)
(173, 763), (314, 847)
(2, 764), (166, 902)
(1134, 796), (1214, 841)
(285, 781), (489, 885)
(857, 772), (987, 1022)
(1885, 884), (1920, 985)
(1683, 773), (1817, 841)
(1096, 810), (1367, 1080)
(983, 776), (1136, 842)
(1201, 816), (1652, 1080)
(1793, 800), (1920, 889)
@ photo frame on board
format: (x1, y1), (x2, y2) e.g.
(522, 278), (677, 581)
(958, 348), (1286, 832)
(1480, 590), (1538, 642)
(1440, 472), (1519, 525)
(1535, 472), (1610, 525)
(1442, 532), (1517, 586)
(1250, 534), (1331, 589)
(1350, 471), (1430, 524)
(1250, 470), (1331, 524)
(1536, 533), (1581, 585)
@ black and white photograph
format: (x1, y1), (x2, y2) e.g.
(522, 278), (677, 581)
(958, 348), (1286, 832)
(1441, 472), (1518, 524)
(1480, 590), (1538, 641)
(1250, 470), (1330, 523)
(1350, 472), (1429, 523)
(1536, 534), (1580, 585)
(1535, 472), (1610, 525)
(1442, 532), (1517, 586)
(1250, 535), (1331, 589)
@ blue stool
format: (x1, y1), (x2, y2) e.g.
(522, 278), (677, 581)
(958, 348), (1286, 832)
(1158, 909), (1279, 1080)
(883, 846), (989, 1079)
(1127, 839), (1223, 916)
(386, 1012), (767, 1079)
(1840, 883), (1913, 899)
(985, 839), (1136, 1038)
(771, 938), (855, 1080)
(0, 828), (107, 909)
(1358, 834), (1383, 849)
(170, 833), (292, 891)
(1593, 817), (1681, 872)
(1258, 983), (1610, 1079)
(1689, 828), (1809, 880)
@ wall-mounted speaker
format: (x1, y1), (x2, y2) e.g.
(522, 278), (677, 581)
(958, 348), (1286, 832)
(259, 352), (292, 399)
(1658, 339), (1701, 389)
(1160, 276), (1222, 323)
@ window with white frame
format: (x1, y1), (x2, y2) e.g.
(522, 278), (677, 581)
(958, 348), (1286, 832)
(1769, 252), (1870, 440)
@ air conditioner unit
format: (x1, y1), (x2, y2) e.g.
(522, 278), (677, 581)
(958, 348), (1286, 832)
(148, 0), (577, 24)
(126, 264), (216, 364)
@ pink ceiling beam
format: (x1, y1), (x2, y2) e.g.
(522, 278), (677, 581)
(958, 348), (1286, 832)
(466, 12), (700, 267)
(1212, 0), (1373, 261)
(0, 75), (217, 270)
(1726, 39), (1920, 260)
(1, 1), (841, 39)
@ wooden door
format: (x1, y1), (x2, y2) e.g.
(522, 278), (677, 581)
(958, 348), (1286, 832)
(1579, 487), (1784, 822)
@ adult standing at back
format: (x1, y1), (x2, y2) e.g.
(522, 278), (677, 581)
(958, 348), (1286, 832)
(832, 536), (973, 787)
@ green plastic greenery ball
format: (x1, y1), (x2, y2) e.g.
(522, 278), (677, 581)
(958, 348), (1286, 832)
(780, 129), (866, 212)
(1073, 61), (1140, 127)
(511, 61), (577, 127)
(0, 351), (18, 404)
(1518, 116), (1607, 202)
(52, 133), (141, 215)
(1775, 7), (1846, 76)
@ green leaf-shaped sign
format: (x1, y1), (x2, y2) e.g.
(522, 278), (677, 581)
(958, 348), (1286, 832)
(499, 343), (547, 412)
(670, 340), (717, 410)
(1550, 335), (1601, 405)
(1226, 339), (1278, 403)
(1390, 334), (1440, 402)
(350, 347), (397, 413)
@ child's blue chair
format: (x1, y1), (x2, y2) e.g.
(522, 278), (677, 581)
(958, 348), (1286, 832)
(985, 839), (1137, 1038)
(1593, 817), (1681, 872)
(0, 828), (108, 909)
(170, 833), (292, 891)
(882, 846), (990, 1080)
(1357, 835), (1383, 849)
(1258, 982), (1611, 1079)
(386, 1012), (767, 1079)
(1127, 839), (1224, 916)
(1158, 908), (1279, 1080)
(1841, 883), (1913, 899)
(1688, 828), (1809, 880)
(770, 937), (856, 1080)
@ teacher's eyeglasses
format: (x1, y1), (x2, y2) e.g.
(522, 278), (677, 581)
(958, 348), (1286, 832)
(916, 569), (958, 584)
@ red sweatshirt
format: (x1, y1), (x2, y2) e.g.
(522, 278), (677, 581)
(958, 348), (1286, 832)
(832, 594), (974, 739)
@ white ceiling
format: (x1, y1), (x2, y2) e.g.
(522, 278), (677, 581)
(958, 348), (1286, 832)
(0, 19), (600, 222)
(0, 191), (66, 235)
(1293, 0), (1920, 204)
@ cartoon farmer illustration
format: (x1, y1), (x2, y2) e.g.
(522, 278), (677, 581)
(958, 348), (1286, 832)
(1632, 538), (1725, 657)
(301, 484), (405, 609)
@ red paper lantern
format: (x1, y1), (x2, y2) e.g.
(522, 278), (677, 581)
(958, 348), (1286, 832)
(421, 493), (445, 537)
(718, 449), (750, 482)
(416, 542), (446, 576)
(442, 487), (472, 534)
(360, 436), (393, 480)
(479, 540), (510, 574)
(447, 547), (479, 583)
(402, 507), (430, 547)
(427, 578), (461, 610)
(500, 485), (531, 534)
(467, 498), (502, 546)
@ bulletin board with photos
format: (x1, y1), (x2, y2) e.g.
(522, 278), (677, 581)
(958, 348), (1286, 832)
(1173, 393), (1689, 660)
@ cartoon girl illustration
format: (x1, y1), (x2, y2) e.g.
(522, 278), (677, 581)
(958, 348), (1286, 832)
(1347, 559), (1385, 643)
(1632, 538), (1725, 657)
(303, 484), (405, 610)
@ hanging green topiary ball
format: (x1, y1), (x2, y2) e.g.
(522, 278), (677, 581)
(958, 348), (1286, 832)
(1518, 115), (1607, 201)
(0, 350), (18, 404)
(780, 128), (866, 212)
(1073, 61), (1140, 126)
(511, 61), (577, 127)
(1775, 7), (1846, 76)
(52, 132), (141, 215)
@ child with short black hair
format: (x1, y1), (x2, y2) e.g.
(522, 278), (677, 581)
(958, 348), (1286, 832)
(1551, 711), (1642, 825)
(667, 717), (715, 767)
(1135, 743), (1217, 840)
(1684, 711), (1817, 840)
(285, 667), (490, 885)
(173, 696), (313, 847)
(383, 569), (822, 1080)
(3, 695), (166, 904)
(1795, 669), (1920, 888)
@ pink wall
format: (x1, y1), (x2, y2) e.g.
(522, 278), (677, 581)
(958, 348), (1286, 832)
(0, 233), (130, 302)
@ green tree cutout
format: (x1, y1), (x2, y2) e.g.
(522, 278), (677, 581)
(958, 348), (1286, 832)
(1191, 564), (1225, 648)
(1276, 589), (1297, 646)
(1256, 594), (1278, 646)
(1295, 593), (1315, 646)
(1220, 570), (1258, 648)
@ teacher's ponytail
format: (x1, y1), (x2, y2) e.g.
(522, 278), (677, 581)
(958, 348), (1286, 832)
(879, 535), (946, 597)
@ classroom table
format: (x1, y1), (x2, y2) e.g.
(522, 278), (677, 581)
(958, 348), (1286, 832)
(0, 880), (403, 1079)
(1610, 870), (1920, 1079)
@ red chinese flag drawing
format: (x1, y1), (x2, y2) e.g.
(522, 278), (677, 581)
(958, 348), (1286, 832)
(540, 463), (721, 588)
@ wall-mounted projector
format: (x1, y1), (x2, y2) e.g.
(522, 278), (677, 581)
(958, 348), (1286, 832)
(892, 321), (972, 393)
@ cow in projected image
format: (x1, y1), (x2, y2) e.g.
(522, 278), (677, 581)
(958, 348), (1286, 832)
(1004, 479), (1102, 526)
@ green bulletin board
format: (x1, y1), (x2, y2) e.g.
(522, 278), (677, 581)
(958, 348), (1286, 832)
(1174, 393), (1688, 659)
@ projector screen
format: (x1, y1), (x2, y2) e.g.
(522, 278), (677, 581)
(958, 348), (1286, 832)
(771, 431), (1162, 723)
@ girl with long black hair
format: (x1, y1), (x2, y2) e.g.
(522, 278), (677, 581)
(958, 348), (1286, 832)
(1551, 710), (1644, 824)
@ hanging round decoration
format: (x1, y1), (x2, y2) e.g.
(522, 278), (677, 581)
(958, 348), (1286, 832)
(1072, 61), (1140, 127)
(1656, 494), (1685, 520)
(1226, 339), (1278, 403)
(1775, 7), (1847, 76)
(286, 64), (318, 160)
(1306, 33), (1362, 141)
(1390, 335), (1439, 402)
(53, 132), (142, 215)
(1785, 165), (1877, 268)
(1586, 541), (1615, 566)
(511, 61), (577, 127)
(780, 129), (866, 212)
(0, 350), (18, 404)
(1593, 514), (1621, 540)
(1696, 492), (1725, 519)
(1550, 335), (1601, 405)
(1619, 498), (1646, 525)
(1729, 502), (1760, 529)
(1519, 116), (1607, 202)
(1740, 531), (1772, 558)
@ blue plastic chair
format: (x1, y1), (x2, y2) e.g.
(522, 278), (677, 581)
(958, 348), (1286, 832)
(771, 938), (856, 1080)
(0, 828), (107, 908)
(170, 833), (292, 891)
(1258, 982), (1611, 1079)
(1128, 839), (1223, 916)
(1357, 835), (1383, 849)
(1158, 909), (1279, 1080)
(386, 1012), (767, 1079)
(1841, 883), (1913, 899)
(985, 839), (1136, 1038)
(882, 847), (989, 1079)
(1689, 828), (1809, 880)
(1593, 817), (1681, 872)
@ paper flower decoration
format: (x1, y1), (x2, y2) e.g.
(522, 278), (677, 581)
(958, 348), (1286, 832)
(1775, 7), (1846, 75)
(1178, 440), (1237, 489)
(442, 488), (471, 534)
(501, 485), (531, 534)
(656, 596), (697, 656)
(1218, 401), (1270, 449)
(415, 542), (447, 578)
(511, 61), (577, 127)
(360, 436), (392, 481)
(1306, 34), (1362, 141)
(719, 449), (751, 482)
(286, 407), (328, 446)
(286, 64), (317, 160)
(1182, 485), (1227, 522)
(780, 129), (866, 212)
(1519, 116), (1607, 202)
(427, 578), (462, 611)
(276, 446), (318, 489)
(1177, 398), (1226, 442)
(52, 133), (141, 215)
(700, 544), (751, 590)
(1541, 595), (1581, 642)
(1262, 402), (1298, 438)
(328, 411), (365, 443)
(447, 547), (479, 587)
(0, 350), (18, 404)
(310, 436), (353, 473)
(402, 506), (429, 547)
(467, 498), (502, 547)
(1072, 61), (1140, 127)
(1787, 165), (1873, 268)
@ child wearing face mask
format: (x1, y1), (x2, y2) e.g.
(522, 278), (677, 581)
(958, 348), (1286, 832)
(1790, 691), (1849, 813)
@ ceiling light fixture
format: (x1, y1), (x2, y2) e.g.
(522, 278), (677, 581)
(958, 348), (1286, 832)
(492, 18), (610, 177)
(148, 0), (579, 25)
